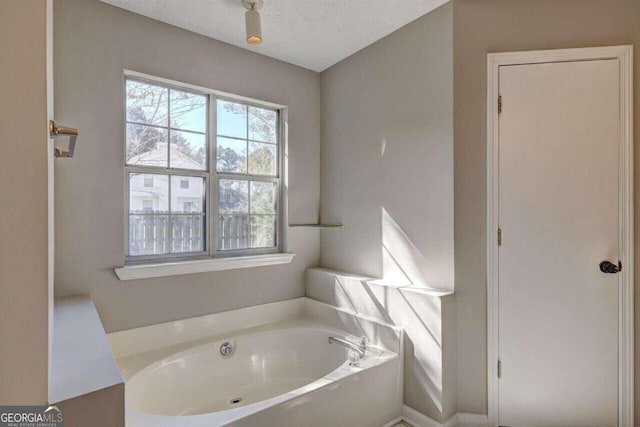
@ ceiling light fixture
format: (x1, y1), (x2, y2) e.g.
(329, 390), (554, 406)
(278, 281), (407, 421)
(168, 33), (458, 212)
(241, 0), (263, 45)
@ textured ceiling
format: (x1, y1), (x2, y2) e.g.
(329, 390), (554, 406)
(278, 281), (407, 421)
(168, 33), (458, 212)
(100, 0), (449, 72)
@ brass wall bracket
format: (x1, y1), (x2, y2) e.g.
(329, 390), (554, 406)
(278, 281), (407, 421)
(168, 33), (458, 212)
(50, 120), (78, 158)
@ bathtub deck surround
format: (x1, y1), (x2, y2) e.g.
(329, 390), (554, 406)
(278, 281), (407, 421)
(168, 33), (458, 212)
(109, 297), (403, 426)
(50, 297), (124, 425)
(305, 268), (457, 423)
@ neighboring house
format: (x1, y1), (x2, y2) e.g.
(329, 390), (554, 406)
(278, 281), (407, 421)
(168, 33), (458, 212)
(129, 143), (204, 214)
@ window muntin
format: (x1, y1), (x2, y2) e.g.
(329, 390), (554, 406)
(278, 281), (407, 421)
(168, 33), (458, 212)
(215, 99), (279, 252)
(127, 172), (206, 257)
(125, 76), (281, 261)
(216, 101), (278, 177)
(126, 80), (207, 171)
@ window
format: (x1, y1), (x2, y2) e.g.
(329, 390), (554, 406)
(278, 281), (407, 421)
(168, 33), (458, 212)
(125, 76), (282, 261)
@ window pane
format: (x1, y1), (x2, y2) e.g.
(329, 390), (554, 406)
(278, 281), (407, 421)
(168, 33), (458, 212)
(170, 90), (207, 133)
(129, 173), (168, 213)
(248, 141), (277, 176)
(218, 179), (249, 251)
(129, 215), (170, 256)
(218, 179), (248, 214)
(250, 181), (276, 214)
(170, 130), (206, 170)
(217, 100), (247, 139)
(171, 176), (204, 213)
(126, 80), (168, 127)
(126, 124), (168, 167)
(171, 215), (204, 253)
(249, 106), (276, 143)
(217, 137), (247, 173)
(251, 215), (276, 248)
(218, 214), (249, 251)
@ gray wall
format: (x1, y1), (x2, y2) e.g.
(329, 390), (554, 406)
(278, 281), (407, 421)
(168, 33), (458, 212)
(319, 3), (455, 421)
(0, 0), (49, 404)
(452, 0), (640, 419)
(320, 3), (454, 291)
(54, 0), (321, 332)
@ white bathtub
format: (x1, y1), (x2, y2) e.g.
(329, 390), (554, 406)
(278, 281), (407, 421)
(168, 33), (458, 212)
(110, 299), (403, 427)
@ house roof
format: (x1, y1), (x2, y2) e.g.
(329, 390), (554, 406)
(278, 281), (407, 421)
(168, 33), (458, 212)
(128, 144), (203, 169)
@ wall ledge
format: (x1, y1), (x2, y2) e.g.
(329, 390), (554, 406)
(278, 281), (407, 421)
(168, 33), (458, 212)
(307, 268), (454, 297)
(114, 253), (295, 281)
(401, 405), (488, 427)
(50, 296), (123, 404)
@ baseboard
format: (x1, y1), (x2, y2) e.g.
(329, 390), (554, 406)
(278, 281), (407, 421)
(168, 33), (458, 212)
(444, 415), (458, 427)
(401, 405), (488, 427)
(456, 412), (489, 427)
(401, 405), (448, 427)
(383, 416), (404, 427)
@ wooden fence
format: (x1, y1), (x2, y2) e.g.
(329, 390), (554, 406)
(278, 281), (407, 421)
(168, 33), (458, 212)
(128, 213), (274, 255)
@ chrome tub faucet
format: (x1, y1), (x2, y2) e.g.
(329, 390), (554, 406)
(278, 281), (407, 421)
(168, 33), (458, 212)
(328, 336), (368, 360)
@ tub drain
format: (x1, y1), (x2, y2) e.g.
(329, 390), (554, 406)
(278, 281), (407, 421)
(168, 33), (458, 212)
(229, 397), (242, 405)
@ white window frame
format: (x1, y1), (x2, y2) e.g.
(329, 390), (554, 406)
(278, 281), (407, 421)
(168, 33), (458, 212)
(123, 70), (288, 264)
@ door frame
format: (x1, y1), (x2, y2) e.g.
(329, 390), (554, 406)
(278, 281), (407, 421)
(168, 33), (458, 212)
(486, 45), (634, 427)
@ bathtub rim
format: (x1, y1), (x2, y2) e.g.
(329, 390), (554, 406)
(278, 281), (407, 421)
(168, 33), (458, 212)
(109, 297), (403, 360)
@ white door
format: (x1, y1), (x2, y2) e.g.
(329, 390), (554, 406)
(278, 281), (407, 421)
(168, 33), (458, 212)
(498, 59), (620, 426)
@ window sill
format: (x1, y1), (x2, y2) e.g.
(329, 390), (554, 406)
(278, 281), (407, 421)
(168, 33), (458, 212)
(114, 253), (295, 281)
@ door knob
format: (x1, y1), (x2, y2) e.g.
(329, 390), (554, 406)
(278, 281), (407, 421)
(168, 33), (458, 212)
(599, 261), (621, 274)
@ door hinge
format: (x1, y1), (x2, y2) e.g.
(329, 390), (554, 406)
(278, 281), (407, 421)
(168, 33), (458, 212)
(498, 228), (502, 246)
(498, 95), (502, 114)
(498, 359), (502, 378)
